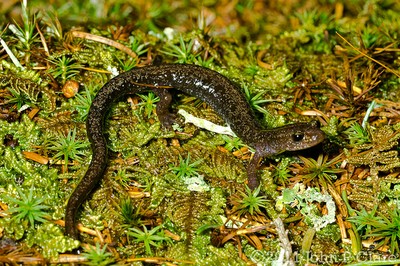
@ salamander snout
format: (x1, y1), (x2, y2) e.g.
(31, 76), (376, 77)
(256, 121), (325, 156)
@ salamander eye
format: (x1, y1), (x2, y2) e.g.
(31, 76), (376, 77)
(292, 133), (304, 142)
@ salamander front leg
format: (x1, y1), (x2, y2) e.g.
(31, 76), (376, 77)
(247, 152), (262, 189)
(152, 88), (176, 128)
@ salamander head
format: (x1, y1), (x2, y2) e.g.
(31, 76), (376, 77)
(254, 121), (325, 157)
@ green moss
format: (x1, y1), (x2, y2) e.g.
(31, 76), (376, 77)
(83, 243), (115, 266)
(0, 115), (40, 150)
(206, 187), (227, 218)
(202, 243), (247, 266)
(0, 215), (26, 240)
(1, 0), (400, 263)
(0, 63), (57, 113)
(243, 240), (280, 265)
(26, 223), (80, 259)
(0, 114), (76, 256)
(5, 185), (49, 228)
(316, 224), (341, 243)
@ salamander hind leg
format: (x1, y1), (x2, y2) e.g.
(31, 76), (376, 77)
(152, 88), (176, 128)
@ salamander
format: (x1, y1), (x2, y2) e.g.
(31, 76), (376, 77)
(65, 64), (325, 239)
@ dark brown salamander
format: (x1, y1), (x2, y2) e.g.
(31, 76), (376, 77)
(65, 64), (325, 239)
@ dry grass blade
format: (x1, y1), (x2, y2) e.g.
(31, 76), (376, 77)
(70, 31), (137, 59)
(336, 32), (400, 78)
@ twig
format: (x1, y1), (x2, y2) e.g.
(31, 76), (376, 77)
(273, 217), (295, 266)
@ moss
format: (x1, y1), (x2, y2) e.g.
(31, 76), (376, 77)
(0, 115), (40, 151)
(0, 215), (26, 240)
(316, 224), (341, 243)
(243, 241), (281, 265)
(1, 0), (400, 263)
(26, 223), (80, 259)
(201, 243), (247, 266)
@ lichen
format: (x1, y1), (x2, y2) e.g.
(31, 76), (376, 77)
(1, 0), (400, 263)
(278, 184), (336, 231)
